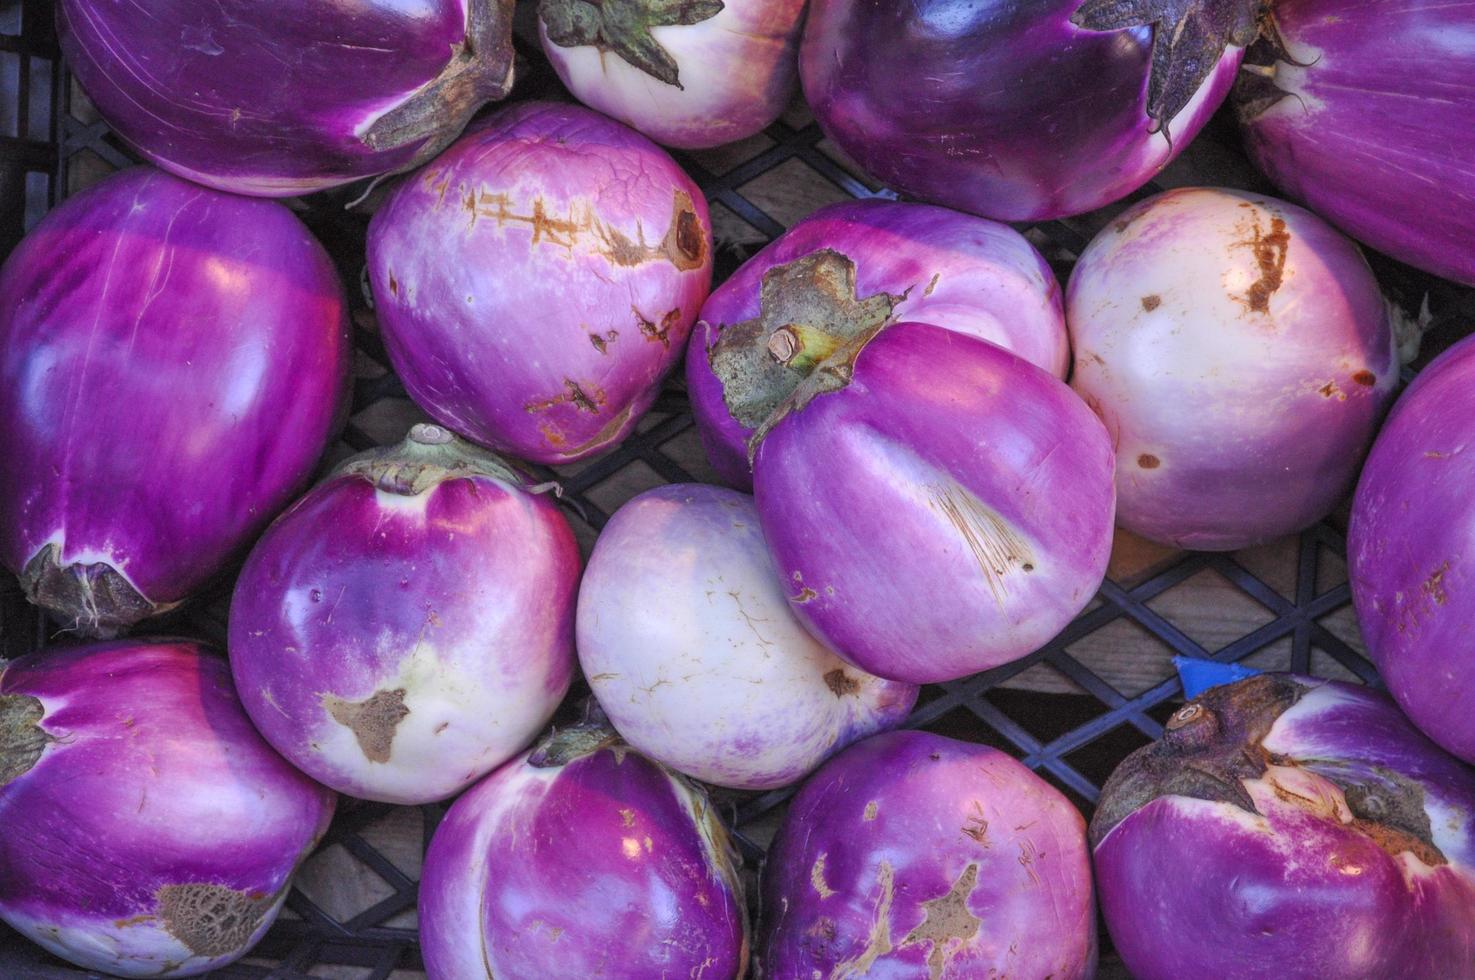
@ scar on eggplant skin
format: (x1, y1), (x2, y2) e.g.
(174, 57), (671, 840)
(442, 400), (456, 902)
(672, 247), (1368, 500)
(525, 378), (603, 415)
(1239, 215), (1290, 314)
(823, 669), (860, 697)
(1137, 454), (1160, 469)
(1141, 294), (1161, 312)
(157, 883), (278, 958)
(900, 863), (982, 979)
(1352, 370), (1376, 387)
(322, 688), (410, 764)
(590, 328), (619, 353)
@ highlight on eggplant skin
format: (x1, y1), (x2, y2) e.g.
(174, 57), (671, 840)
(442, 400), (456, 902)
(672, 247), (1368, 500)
(799, 0), (1254, 222)
(0, 166), (351, 638)
(1349, 333), (1475, 765)
(56, 0), (517, 197)
(758, 729), (1097, 978)
(418, 718), (749, 980)
(1235, 0), (1475, 287)
(1068, 186), (1397, 552)
(576, 482), (918, 791)
(366, 101), (714, 465)
(1092, 673), (1475, 979)
(0, 640), (337, 978)
(228, 425), (582, 805)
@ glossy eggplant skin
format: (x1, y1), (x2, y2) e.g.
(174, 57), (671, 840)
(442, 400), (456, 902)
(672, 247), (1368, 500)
(800, 0), (1243, 222)
(419, 727), (748, 979)
(0, 166), (350, 636)
(1237, 0), (1475, 286)
(759, 729), (1097, 978)
(753, 322), (1116, 685)
(57, 0), (515, 196)
(1093, 674), (1475, 979)
(0, 640), (336, 978)
(1350, 334), (1475, 764)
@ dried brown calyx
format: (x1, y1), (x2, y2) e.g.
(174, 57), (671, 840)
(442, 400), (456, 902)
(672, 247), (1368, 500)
(359, 0), (515, 167)
(1230, 7), (1311, 122)
(339, 424), (526, 496)
(1071, 0), (1262, 139)
(528, 698), (626, 768)
(1090, 674), (1449, 866)
(0, 693), (51, 787)
(20, 544), (173, 639)
(708, 249), (903, 461)
(540, 0), (725, 88)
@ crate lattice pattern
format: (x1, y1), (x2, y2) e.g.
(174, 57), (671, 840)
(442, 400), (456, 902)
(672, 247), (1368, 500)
(2, 2), (1474, 976)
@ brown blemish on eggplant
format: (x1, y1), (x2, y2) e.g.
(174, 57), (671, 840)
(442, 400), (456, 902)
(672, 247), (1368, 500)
(525, 378), (604, 416)
(459, 188), (707, 271)
(387, 273), (399, 297)
(1137, 454), (1160, 469)
(589, 329), (619, 354)
(823, 669), (860, 697)
(1423, 562), (1451, 605)
(322, 688), (410, 764)
(899, 863), (982, 980)
(929, 486), (1033, 608)
(0, 693), (50, 787)
(157, 883), (278, 958)
(793, 586), (818, 603)
(923, 272), (941, 297)
(864, 801), (879, 821)
(1141, 294), (1162, 312)
(1238, 215), (1290, 314)
(1352, 370), (1377, 387)
(810, 853), (838, 899)
(962, 801), (990, 845)
(635, 306), (681, 348)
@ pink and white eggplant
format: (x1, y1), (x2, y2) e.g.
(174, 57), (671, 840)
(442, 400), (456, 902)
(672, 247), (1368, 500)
(1068, 187), (1397, 551)
(576, 483), (918, 790)
(1093, 674), (1475, 978)
(0, 640), (335, 977)
(749, 321), (1115, 684)
(58, 0), (515, 197)
(419, 716), (748, 979)
(0, 166), (350, 636)
(228, 425), (580, 804)
(367, 101), (712, 464)
(539, 0), (806, 149)
(759, 730), (1097, 978)
(1350, 333), (1475, 763)
(687, 199), (1069, 489)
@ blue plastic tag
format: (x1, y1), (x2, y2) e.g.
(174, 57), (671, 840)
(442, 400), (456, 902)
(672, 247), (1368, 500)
(1173, 656), (1262, 700)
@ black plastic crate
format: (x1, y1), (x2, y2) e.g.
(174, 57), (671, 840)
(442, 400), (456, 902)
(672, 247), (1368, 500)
(1, 2), (1472, 977)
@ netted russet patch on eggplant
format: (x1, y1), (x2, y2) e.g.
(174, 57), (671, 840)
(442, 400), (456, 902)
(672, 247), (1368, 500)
(687, 199), (1069, 489)
(228, 425), (580, 805)
(58, 0), (516, 196)
(0, 641), (335, 979)
(538, 0), (807, 149)
(368, 101), (713, 465)
(1092, 673), (1475, 979)
(0, 167), (351, 638)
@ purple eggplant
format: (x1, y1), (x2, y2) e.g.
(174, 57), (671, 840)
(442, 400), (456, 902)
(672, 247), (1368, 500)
(760, 729), (1097, 978)
(1093, 673), (1475, 978)
(0, 166), (350, 637)
(539, 0), (806, 149)
(1350, 333), (1475, 763)
(799, 0), (1251, 221)
(1069, 187), (1397, 551)
(686, 199), (1069, 489)
(576, 483), (917, 790)
(228, 425), (580, 804)
(367, 101), (713, 464)
(418, 716), (748, 979)
(0, 640), (336, 977)
(750, 321), (1115, 684)
(57, 0), (514, 197)
(1236, 0), (1475, 286)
